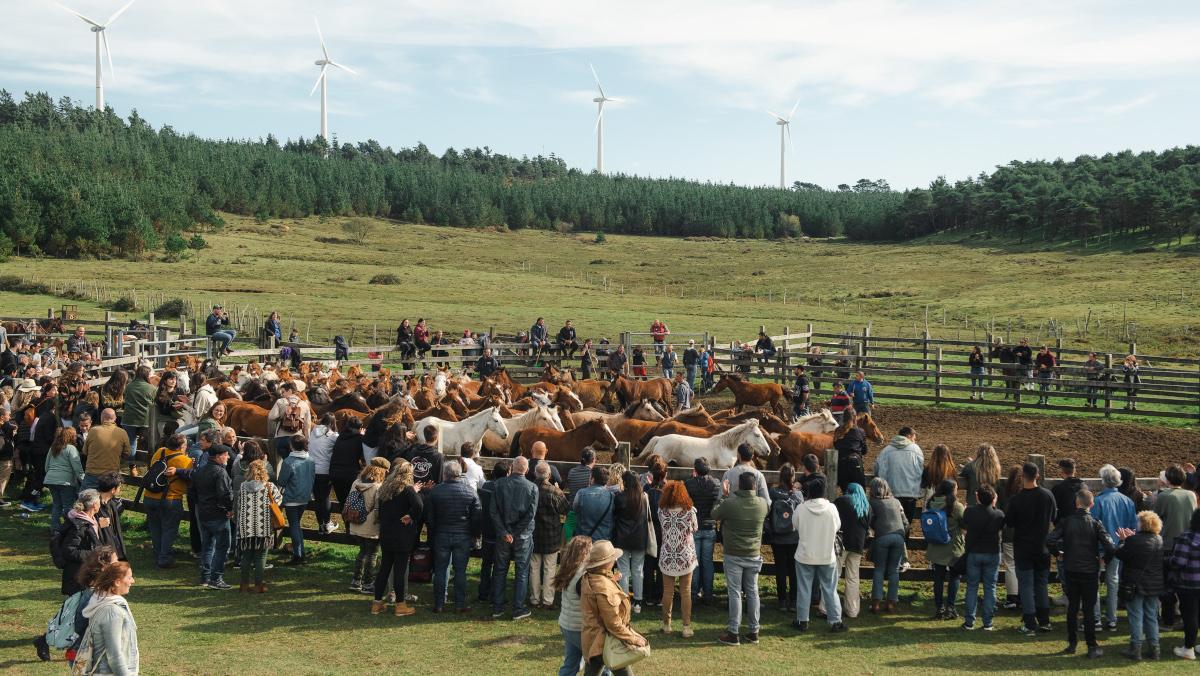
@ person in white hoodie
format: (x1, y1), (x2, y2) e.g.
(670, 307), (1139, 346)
(190, 374), (218, 423)
(791, 478), (847, 633)
(308, 414), (340, 534)
(78, 560), (138, 676)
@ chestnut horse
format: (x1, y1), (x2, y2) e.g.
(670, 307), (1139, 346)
(711, 373), (791, 417)
(602, 374), (673, 414)
(511, 418), (619, 462)
(776, 412), (885, 468)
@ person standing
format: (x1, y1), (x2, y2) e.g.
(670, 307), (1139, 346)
(567, 448), (596, 495)
(685, 458), (721, 605)
(961, 484), (1005, 630)
(372, 460), (424, 617)
(490, 455), (539, 621)
(1091, 464), (1137, 632)
(77, 562), (139, 676)
(530, 462), (569, 609)
(1114, 511), (1164, 661)
(81, 409), (130, 493)
(868, 478), (907, 613)
(1047, 489), (1115, 659)
(682, 340), (700, 392)
(194, 444), (234, 590)
(579, 339), (596, 380)
(831, 482), (870, 620)
(329, 417), (365, 518)
(846, 371), (875, 417)
(968, 345), (986, 399)
(120, 366), (155, 455)
(792, 478), (848, 633)
(553, 536), (595, 676)
(791, 365), (811, 419)
(722, 444), (770, 503)
(95, 472), (127, 562)
(60, 489), (103, 596)
(712, 472), (769, 645)
(1083, 352), (1103, 407)
(650, 319), (669, 362)
(673, 373), (693, 412)
(525, 441), (563, 489)
(1013, 337), (1034, 385)
(607, 344), (628, 379)
(428, 462), (482, 614)
(347, 458), (390, 594)
(873, 427), (924, 540)
(278, 436), (316, 565)
(926, 479), (966, 620)
(478, 461), (510, 604)
(580, 541), (649, 676)
(613, 471), (650, 614)
(828, 382), (852, 423)
(1006, 461), (1057, 635)
(144, 434), (192, 569)
(661, 344), (677, 380)
(459, 443), (485, 491)
(1157, 465), (1198, 628)
(959, 444), (1001, 508)
(267, 382), (311, 458)
(573, 465), (616, 543)
(235, 459), (281, 593)
(657, 480), (698, 637)
(44, 427), (83, 530)
(1169, 509), (1200, 660)
(1122, 354), (1141, 410)
(475, 348), (501, 380)
(307, 414), (340, 535)
(767, 464), (802, 612)
(1035, 346), (1056, 405)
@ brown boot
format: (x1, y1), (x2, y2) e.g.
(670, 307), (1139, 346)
(256, 583), (267, 594)
(394, 602), (416, 617)
(885, 600), (898, 614)
(240, 582), (251, 593)
(371, 601), (385, 615)
(869, 600), (881, 614)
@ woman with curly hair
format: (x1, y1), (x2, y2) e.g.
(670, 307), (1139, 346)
(372, 460), (423, 616)
(235, 459), (282, 593)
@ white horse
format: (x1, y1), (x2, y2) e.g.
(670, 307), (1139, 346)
(790, 409), (838, 433)
(636, 419), (771, 469)
(433, 370), (450, 398)
(414, 406), (509, 453)
(568, 398), (665, 427)
(481, 405), (564, 455)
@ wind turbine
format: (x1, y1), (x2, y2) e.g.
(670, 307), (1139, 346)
(309, 18), (357, 144)
(590, 64), (618, 174)
(55, 0), (137, 111)
(767, 99), (800, 189)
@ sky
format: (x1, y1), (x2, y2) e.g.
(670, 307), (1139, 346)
(2, 0), (1199, 189)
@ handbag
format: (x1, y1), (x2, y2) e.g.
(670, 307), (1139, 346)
(644, 495), (658, 558)
(603, 633), (650, 670)
(267, 484), (287, 531)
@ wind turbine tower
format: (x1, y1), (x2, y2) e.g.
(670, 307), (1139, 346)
(767, 100), (800, 189)
(310, 18), (357, 143)
(55, 0), (138, 111)
(590, 64), (619, 174)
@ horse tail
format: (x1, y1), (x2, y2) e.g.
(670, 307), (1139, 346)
(509, 430), (523, 457)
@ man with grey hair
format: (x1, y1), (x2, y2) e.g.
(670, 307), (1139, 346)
(1090, 463), (1137, 631)
(82, 407), (131, 492)
(428, 458), (482, 613)
(490, 455), (538, 620)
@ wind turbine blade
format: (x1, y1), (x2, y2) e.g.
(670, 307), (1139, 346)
(329, 61), (357, 75)
(787, 123), (794, 156)
(309, 65), (327, 96)
(54, 2), (102, 27)
(788, 98), (800, 121)
(589, 63), (606, 98)
(593, 105), (605, 133)
(314, 17), (329, 61)
(104, 0), (137, 26)
(766, 110), (786, 122)
(102, 30), (115, 80)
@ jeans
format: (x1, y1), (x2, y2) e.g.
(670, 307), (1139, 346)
(478, 540), (497, 601)
(932, 562), (961, 610)
(80, 473), (102, 493)
(795, 562), (841, 624)
(970, 367), (985, 394)
(530, 552), (559, 607)
(1093, 559), (1120, 625)
(434, 533), (473, 610)
(354, 536), (379, 585)
(210, 329), (237, 351)
(1064, 571), (1099, 647)
(617, 549), (646, 601)
(723, 554), (762, 634)
(492, 536), (534, 616)
(871, 532), (905, 601)
(121, 425), (146, 454)
(199, 518), (231, 583)
(692, 529), (716, 600)
(559, 627), (586, 676)
(685, 365), (698, 391)
(1037, 371), (1053, 401)
(964, 552), (1000, 626)
(771, 542), (798, 606)
(285, 505), (305, 559)
(143, 497), (184, 565)
(240, 546), (267, 585)
(1127, 593), (1160, 645)
(1016, 565), (1050, 628)
(662, 368), (673, 381)
(47, 484), (77, 530)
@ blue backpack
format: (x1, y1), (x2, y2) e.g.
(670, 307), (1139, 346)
(920, 506), (951, 545)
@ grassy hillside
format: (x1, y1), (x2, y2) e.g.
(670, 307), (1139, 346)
(1, 213), (1197, 356)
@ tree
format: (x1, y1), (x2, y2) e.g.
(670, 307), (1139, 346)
(342, 217), (376, 245)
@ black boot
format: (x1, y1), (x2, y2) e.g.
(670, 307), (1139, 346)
(1121, 641), (1142, 661)
(33, 635), (50, 661)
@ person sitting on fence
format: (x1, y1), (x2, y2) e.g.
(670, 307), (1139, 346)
(475, 348), (501, 380)
(1035, 346), (1056, 405)
(395, 319), (416, 363)
(556, 320), (578, 358)
(529, 317), (550, 364)
(791, 365), (811, 419)
(807, 347), (824, 393)
(66, 326), (97, 363)
(205, 305), (236, 356)
(413, 319), (431, 362)
(754, 331), (776, 375)
(650, 319), (669, 363)
(263, 311), (282, 347)
(333, 335), (349, 362)
(458, 330), (478, 359)
(431, 330), (450, 369)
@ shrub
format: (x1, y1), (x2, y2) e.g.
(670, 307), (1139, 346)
(110, 295), (140, 312)
(369, 273), (400, 285)
(153, 298), (188, 318)
(343, 217), (376, 245)
(188, 234), (208, 250)
(164, 233), (188, 255)
(594, 231), (606, 243)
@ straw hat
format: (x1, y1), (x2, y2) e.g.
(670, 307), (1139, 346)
(585, 540), (623, 571)
(16, 378), (40, 393)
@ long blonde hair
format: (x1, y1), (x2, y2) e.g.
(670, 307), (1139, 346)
(246, 459), (269, 483)
(378, 459), (414, 502)
(607, 463), (626, 487)
(971, 444), (1001, 488)
(552, 536), (594, 591)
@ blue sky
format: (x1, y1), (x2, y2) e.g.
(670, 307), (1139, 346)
(3, 0), (1199, 189)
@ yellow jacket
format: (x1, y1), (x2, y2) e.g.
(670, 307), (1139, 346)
(144, 447), (193, 501)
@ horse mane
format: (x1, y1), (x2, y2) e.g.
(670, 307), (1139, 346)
(621, 400), (645, 417)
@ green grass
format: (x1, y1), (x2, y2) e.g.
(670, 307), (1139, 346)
(0, 503), (1186, 675)
(0, 214), (1197, 356)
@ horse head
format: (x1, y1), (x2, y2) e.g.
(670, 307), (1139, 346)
(485, 406), (509, 439)
(584, 419), (618, 450)
(739, 420), (772, 458)
(626, 399), (665, 422)
(554, 387), (583, 413)
(528, 389), (553, 408)
(858, 412), (884, 443)
(538, 405), (566, 432)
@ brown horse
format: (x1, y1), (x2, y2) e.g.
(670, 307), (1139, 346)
(225, 400), (269, 437)
(609, 417), (663, 446)
(718, 409), (792, 436)
(412, 403), (459, 422)
(602, 374), (673, 414)
(670, 404), (717, 427)
(711, 373), (791, 417)
(776, 412), (884, 469)
(512, 418), (619, 462)
(568, 379), (607, 409)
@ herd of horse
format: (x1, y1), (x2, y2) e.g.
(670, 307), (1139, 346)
(159, 357), (882, 470)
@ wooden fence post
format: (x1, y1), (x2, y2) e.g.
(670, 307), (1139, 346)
(1027, 453), (1046, 485)
(861, 326), (870, 372)
(179, 314), (187, 336)
(824, 448), (839, 501)
(922, 330), (930, 381)
(1104, 353), (1113, 418)
(614, 442), (631, 468)
(934, 346), (943, 404)
(1054, 337), (1063, 391)
(985, 331), (994, 388)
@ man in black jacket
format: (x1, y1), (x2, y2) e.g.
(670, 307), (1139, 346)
(477, 461), (510, 603)
(1047, 489), (1115, 659)
(1005, 462), (1057, 635)
(686, 457), (722, 604)
(428, 462), (482, 613)
(19, 385), (58, 512)
(1050, 459), (1083, 525)
(475, 348), (501, 379)
(194, 445), (233, 590)
(95, 471), (127, 561)
(556, 320), (578, 358)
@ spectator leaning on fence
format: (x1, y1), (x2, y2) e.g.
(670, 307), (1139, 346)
(1091, 464), (1137, 631)
(723, 443), (770, 503)
(793, 477), (848, 634)
(961, 484), (1005, 631)
(712, 471), (769, 646)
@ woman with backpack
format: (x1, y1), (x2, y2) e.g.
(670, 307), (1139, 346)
(308, 414), (340, 535)
(868, 477), (907, 613)
(372, 459), (423, 616)
(235, 459), (282, 593)
(44, 426), (83, 530)
(657, 480), (697, 637)
(921, 444), (957, 502)
(1114, 510), (1165, 661)
(554, 536), (595, 676)
(330, 417), (365, 518)
(926, 479), (966, 620)
(613, 471), (650, 614)
(60, 489), (103, 596)
(278, 436), (316, 565)
(348, 457), (390, 595)
(34, 545), (117, 662)
(959, 444), (1001, 507)
(768, 464), (802, 612)
(77, 561), (138, 675)
(833, 482), (870, 619)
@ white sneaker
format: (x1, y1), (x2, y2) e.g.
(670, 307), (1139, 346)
(1175, 646), (1196, 660)
(899, 561), (911, 573)
(325, 522), (340, 533)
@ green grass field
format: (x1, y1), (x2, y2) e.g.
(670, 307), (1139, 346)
(1, 214), (1197, 357)
(0, 502), (1187, 675)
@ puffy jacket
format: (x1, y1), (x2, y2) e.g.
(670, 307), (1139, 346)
(278, 450), (316, 507)
(1047, 508), (1115, 575)
(490, 473), (538, 541)
(60, 512), (101, 595)
(377, 486), (423, 553)
(427, 478), (482, 540)
(1051, 476), (1085, 525)
(873, 436), (924, 498)
(685, 475), (722, 530)
(193, 461), (233, 522)
(329, 432), (364, 480)
(1115, 531), (1165, 597)
(347, 479), (383, 539)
